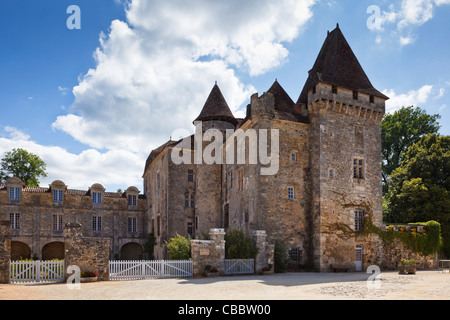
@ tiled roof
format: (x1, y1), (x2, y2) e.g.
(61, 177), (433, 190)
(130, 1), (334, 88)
(298, 25), (388, 104)
(1, 184), (145, 199)
(194, 83), (238, 125)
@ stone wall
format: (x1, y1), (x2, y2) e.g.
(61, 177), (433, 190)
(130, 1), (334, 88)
(64, 223), (111, 281)
(0, 221), (11, 284)
(191, 228), (226, 277)
(252, 230), (275, 274)
(381, 238), (437, 270)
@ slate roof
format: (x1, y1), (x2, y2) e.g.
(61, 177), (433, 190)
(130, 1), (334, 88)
(194, 83), (238, 125)
(297, 25), (388, 104)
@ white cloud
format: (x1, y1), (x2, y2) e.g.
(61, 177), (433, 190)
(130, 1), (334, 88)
(382, 85), (433, 112)
(0, 127), (143, 190)
(435, 88), (445, 99)
(53, 0), (316, 157)
(372, 0), (450, 44)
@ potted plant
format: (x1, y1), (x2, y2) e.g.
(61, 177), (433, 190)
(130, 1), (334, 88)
(398, 259), (416, 275)
(80, 271), (98, 282)
(399, 225), (406, 232)
(262, 264), (273, 275)
(386, 225), (394, 232)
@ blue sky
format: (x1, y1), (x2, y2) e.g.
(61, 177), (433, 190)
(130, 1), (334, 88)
(0, 0), (449, 192)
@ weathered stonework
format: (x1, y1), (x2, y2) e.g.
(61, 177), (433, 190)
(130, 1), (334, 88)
(252, 230), (275, 274)
(191, 228), (226, 277)
(0, 221), (11, 283)
(64, 223), (111, 281)
(0, 179), (146, 261)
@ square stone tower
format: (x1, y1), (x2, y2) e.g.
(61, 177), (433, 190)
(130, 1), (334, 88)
(299, 25), (388, 271)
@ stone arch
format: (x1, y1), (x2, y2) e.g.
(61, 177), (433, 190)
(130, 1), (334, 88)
(120, 242), (144, 260)
(11, 241), (31, 260)
(42, 242), (65, 260)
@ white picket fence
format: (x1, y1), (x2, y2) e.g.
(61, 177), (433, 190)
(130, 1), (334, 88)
(109, 260), (193, 281)
(10, 260), (65, 284)
(224, 259), (255, 275)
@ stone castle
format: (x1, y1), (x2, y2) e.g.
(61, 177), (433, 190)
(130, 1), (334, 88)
(1, 25), (399, 271)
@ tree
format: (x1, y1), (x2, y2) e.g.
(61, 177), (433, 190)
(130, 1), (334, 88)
(382, 106), (441, 194)
(384, 134), (450, 257)
(0, 148), (47, 187)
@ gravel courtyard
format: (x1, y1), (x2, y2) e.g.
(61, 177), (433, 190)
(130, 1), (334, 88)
(1, 270), (449, 300)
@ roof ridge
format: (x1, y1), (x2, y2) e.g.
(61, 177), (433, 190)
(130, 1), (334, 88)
(194, 83), (238, 125)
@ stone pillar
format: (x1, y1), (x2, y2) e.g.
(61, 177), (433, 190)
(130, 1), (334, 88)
(252, 230), (274, 274)
(0, 221), (11, 284)
(191, 228), (225, 277)
(64, 223), (111, 281)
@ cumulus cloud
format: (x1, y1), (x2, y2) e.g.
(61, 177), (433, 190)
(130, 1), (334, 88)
(382, 84), (433, 112)
(52, 0), (316, 156)
(372, 0), (450, 45)
(0, 127), (143, 190)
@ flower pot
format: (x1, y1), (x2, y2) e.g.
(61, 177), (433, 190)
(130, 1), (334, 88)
(80, 277), (98, 283)
(206, 272), (219, 278)
(398, 265), (407, 274)
(407, 266), (416, 275)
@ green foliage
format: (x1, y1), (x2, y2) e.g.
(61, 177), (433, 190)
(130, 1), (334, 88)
(165, 233), (191, 260)
(381, 106), (441, 194)
(273, 240), (289, 273)
(224, 229), (258, 259)
(0, 148), (47, 187)
(144, 233), (156, 260)
(384, 134), (450, 256)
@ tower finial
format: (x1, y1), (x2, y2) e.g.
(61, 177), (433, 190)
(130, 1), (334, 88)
(336, 23), (339, 28)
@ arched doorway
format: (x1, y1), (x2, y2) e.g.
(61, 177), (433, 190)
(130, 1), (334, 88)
(42, 242), (65, 260)
(120, 242), (144, 260)
(11, 241), (31, 260)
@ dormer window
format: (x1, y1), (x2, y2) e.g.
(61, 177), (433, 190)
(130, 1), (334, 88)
(353, 91), (358, 100)
(92, 192), (102, 204)
(9, 187), (20, 201)
(370, 95), (375, 103)
(53, 190), (63, 203)
(332, 85), (337, 94)
(128, 194), (137, 206)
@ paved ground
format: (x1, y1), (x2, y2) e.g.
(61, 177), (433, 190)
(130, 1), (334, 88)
(1, 270), (449, 300)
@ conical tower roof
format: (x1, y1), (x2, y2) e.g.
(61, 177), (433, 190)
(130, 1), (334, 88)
(267, 79), (295, 113)
(298, 24), (388, 104)
(194, 83), (238, 125)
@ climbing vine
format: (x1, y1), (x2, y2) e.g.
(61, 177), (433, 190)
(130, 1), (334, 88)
(323, 190), (442, 256)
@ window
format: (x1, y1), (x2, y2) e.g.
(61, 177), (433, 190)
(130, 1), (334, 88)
(332, 85), (337, 94)
(92, 192), (102, 204)
(53, 190), (63, 203)
(53, 215), (63, 231)
(128, 217), (137, 233)
(128, 194), (137, 206)
(238, 169), (243, 191)
(329, 168), (334, 178)
(228, 171), (233, 189)
(291, 152), (297, 162)
(188, 169), (194, 182)
(288, 187), (295, 200)
(187, 222), (193, 238)
(10, 213), (19, 230)
(92, 216), (102, 232)
(312, 85), (316, 94)
(355, 210), (364, 232)
(157, 173), (161, 191)
(185, 193), (190, 208)
(9, 187), (20, 201)
(370, 95), (375, 103)
(157, 216), (161, 236)
(353, 90), (358, 100)
(195, 216), (199, 230)
(190, 193), (195, 208)
(288, 248), (301, 263)
(353, 158), (364, 179)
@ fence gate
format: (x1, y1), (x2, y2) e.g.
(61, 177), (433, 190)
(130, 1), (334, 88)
(224, 259), (255, 275)
(109, 260), (193, 281)
(10, 260), (65, 284)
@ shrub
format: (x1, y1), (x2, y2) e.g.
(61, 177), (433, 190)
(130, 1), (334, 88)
(165, 233), (191, 260)
(225, 229), (258, 259)
(273, 240), (289, 273)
